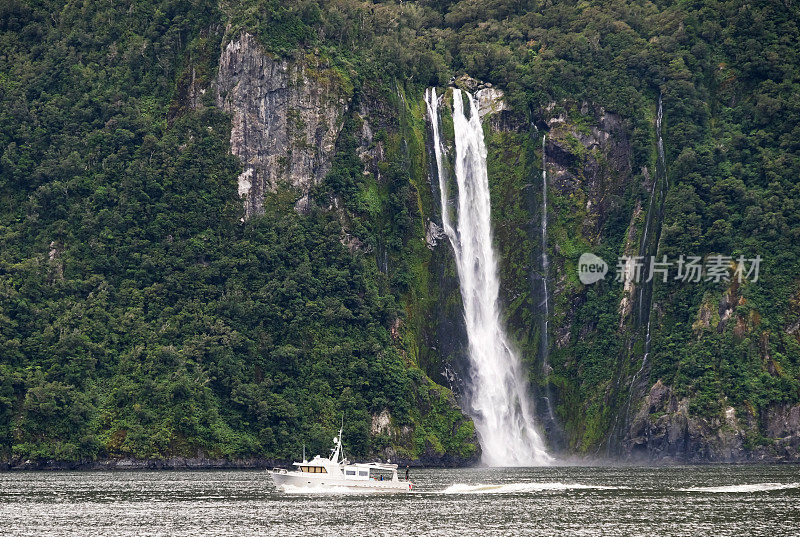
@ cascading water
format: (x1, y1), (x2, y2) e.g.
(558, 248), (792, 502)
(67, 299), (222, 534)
(656, 95), (666, 183)
(425, 87), (550, 466)
(425, 88), (457, 246)
(625, 95), (667, 422)
(640, 95), (667, 370)
(636, 173), (657, 326)
(637, 95), (667, 328)
(540, 134), (556, 423)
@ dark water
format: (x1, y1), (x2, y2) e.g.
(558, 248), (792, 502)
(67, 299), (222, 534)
(2, 465), (799, 535)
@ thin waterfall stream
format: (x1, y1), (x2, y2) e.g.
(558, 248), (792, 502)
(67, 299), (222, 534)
(425, 87), (550, 466)
(540, 134), (556, 423)
(625, 95), (667, 423)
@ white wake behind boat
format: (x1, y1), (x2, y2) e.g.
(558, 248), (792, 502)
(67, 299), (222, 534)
(269, 427), (414, 493)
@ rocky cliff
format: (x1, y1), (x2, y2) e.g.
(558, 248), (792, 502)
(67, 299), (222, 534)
(212, 28), (799, 462)
(511, 97), (800, 463)
(216, 33), (352, 216)
(625, 380), (800, 461)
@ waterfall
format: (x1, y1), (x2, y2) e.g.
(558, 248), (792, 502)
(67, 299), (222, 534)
(426, 87), (550, 466)
(625, 95), (667, 424)
(639, 95), (666, 370)
(656, 94), (666, 180)
(637, 94), (665, 328)
(540, 135), (550, 344)
(636, 170), (657, 326)
(540, 134), (555, 423)
(425, 88), (457, 246)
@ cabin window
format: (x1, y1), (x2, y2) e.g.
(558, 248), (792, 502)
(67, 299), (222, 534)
(300, 466), (326, 473)
(346, 470), (356, 476)
(359, 471), (368, 477)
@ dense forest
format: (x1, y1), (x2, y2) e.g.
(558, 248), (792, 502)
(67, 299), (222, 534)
(1, 0), (798, 464)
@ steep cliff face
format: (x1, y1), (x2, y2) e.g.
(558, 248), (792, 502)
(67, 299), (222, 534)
(626, 380), (745, 461)
(480, 96), (638, 451)
(618, 275), (800, 462)
(625, 380), (800, 461)
(213, 38), (798, 462)
(213, 41), (481, 462)
(541, 102), (634, 362)
(216, 33), (351, 216)
(543, 102), (632, 240)
(520, 99), (800, 463)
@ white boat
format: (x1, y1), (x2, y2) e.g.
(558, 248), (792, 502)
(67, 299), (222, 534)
(269, 427), (414, 493)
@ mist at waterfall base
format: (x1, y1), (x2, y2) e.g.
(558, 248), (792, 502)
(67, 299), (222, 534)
(425, 88), (550, 466)
(4, 466), (799, 536)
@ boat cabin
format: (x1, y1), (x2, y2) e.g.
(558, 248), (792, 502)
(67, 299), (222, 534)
(291, 455), (399, 481)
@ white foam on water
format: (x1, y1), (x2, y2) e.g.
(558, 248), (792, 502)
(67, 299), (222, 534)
(678, 482), (800, 494)
(278, 485), (396, 495)
(438, 482), (621, 494)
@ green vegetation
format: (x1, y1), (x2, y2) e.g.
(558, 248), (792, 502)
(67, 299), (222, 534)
(0, 0), (474, 463)
(1, 0), (799, 462)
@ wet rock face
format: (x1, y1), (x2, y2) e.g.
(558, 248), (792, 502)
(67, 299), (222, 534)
(625, 380), (744, 462)
(543, 102), (632, 239)
(624, 381), (800, 462)
(216, 33), (350, 217)
(764, 404), (800, 438)
(475, 87), (508, 119)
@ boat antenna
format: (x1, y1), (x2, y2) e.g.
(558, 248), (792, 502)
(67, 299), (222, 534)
(339, 413), (346, 463)
(302, 443), (306, 463)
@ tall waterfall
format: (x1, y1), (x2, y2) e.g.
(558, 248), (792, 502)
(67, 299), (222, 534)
(656, 94), (666, 180)
(425, 87), (550, 466)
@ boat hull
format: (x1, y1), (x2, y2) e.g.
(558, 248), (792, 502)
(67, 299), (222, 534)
(270, 471), (413, 493)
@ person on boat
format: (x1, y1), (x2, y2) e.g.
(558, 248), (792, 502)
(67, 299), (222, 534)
(405, 466), (410, 481)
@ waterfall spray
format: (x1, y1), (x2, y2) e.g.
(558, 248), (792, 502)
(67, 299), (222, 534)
(426, 87), (550, 466)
